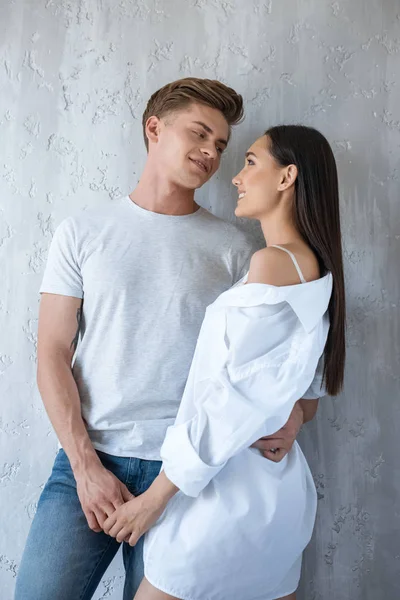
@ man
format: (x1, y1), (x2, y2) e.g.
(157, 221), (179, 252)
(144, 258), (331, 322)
(15, 78), (320, 600)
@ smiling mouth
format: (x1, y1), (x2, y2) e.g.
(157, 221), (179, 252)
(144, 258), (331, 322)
(238, 192), (246, 200)
(190, 158), (208, 173)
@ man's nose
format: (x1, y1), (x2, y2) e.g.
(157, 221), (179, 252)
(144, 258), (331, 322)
(200, 144), (217, 160)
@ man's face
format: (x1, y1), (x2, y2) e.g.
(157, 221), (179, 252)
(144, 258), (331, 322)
(147, 103), (230, 190)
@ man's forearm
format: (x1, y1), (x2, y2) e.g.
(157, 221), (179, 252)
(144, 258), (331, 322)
(37, 355), (99, 474)
(299, 398), (319, 424)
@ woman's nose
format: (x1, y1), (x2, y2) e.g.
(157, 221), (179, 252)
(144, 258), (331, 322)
(232, 172), (241, 187)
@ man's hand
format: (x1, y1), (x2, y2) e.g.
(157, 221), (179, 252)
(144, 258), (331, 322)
(103, 472), (177, 546)
(75, 460), (134, 532)
(103, 491), (164, 546)
(252, 401), (304, 463)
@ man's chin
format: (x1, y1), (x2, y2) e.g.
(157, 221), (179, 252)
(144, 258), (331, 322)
(185, 173), (211, 190)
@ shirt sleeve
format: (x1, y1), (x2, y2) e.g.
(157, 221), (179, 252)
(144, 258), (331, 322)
(235, 250), (252, 281)
(302, 355), (326, 399)
(40, 217), (83, 298)
(161, 307), (325, 497)
(228, 227), (260, 283)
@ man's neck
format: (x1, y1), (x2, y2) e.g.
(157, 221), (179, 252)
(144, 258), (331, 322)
(129, 163), (199, 216)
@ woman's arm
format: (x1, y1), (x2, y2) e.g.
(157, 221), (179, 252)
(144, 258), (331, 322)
(300, 398), (319, 423)
(103, 318), (324, 547)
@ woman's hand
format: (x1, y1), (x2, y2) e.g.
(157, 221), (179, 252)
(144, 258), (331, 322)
(103, 472), (179, 546)
(103, 492), (164, 546)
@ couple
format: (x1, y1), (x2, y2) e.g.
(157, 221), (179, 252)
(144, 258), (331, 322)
(15, 77), (345, 600)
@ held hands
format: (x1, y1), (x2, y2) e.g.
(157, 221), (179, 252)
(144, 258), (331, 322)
(103, 491), (165, 546)
(251, 400), (304, 463)
(74, 459), (134, 532)
(103, 472), (178, 546)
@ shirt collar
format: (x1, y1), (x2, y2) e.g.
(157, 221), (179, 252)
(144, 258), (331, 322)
(212, 273), (333, 334)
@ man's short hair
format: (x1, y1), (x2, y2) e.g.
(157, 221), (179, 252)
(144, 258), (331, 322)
(142, 77), (244, 150)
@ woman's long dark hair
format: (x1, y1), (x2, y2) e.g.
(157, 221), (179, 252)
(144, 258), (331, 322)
(266, 125), (345, 396)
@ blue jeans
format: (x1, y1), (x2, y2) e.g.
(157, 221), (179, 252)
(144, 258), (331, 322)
(14, 449), (162, 600)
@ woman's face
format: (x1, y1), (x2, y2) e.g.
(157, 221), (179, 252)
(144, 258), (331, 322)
(232, 135), (284, 220)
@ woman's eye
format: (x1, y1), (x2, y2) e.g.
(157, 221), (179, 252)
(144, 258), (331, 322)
(194, 131), (205, 138)
(247, 159), (255, 166)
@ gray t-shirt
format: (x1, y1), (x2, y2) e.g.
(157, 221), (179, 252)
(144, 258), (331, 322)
(40, 196), (255, 459)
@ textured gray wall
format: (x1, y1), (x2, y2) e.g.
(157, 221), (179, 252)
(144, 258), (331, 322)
(1, 1), (399, 599)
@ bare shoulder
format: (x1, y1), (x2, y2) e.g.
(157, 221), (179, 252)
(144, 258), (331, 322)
(247, 245), (319, 286)
(247, 247), (294, 286)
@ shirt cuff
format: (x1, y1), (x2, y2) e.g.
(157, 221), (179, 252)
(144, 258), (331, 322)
(160, 422), (223, 498)
(39, 285), (83, 299)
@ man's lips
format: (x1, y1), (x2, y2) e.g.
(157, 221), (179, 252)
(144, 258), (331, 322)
(189, 158), (209, 173)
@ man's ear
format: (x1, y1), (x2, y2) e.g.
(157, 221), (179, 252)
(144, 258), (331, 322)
(277, 164), (298, 191)
(145, 116), (161, 146)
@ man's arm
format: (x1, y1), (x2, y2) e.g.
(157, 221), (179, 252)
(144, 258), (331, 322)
(252, 398), (319, 462)
(299, 398), (319, 423)
(37, 293), (133, 532)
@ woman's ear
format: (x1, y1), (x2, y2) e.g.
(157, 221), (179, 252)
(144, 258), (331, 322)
(278, 164), (298, 191)
(145, 116), (161, 147)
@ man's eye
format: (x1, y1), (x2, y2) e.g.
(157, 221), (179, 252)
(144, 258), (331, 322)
(217, 147), (223, 154)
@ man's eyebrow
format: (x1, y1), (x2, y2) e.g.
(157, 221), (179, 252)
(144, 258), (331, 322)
(192, 121), (228, 147)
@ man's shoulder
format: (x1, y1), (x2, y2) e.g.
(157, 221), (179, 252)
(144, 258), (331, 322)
(56, 198), (127, 236)
(198, 209), (259, 252)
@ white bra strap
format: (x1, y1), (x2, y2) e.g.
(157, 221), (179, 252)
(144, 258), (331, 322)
(269, 244), (307, 284)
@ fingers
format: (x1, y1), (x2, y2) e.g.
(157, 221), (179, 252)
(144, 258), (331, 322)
(86, 503), (119, 534)
(104, 518), (132, 544)
(262, 448), (287, 463)
(253, 436), (290, 462)
(111, 484), (134, 511)
(104, 502), (116, 518)
(116, 526), (132, 543)
(93, 508), (108, 530)
(254, 438), (286, 453)
(103, 513), (117, 536)
(121, 485), (135, 503)
(110, 523), (122, 539)
(128, 530), (141, 547)
(111, 493), (124, 511)
(85, 510), (102, 533)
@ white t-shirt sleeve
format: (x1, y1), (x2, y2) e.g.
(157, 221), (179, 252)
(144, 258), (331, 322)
(40, 217), (84, 299)
(302, 355), (327, 399)
(227, 227), (258, 284)
(236, 251), (252, 281)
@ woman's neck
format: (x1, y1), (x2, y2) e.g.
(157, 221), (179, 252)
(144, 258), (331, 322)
(259, 214), (303, 248)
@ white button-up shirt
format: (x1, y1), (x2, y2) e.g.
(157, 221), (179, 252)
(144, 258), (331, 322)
(144, 273), (333, 600)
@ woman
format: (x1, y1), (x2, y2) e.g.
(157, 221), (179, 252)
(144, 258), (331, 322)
(104, 125), (346, 600)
